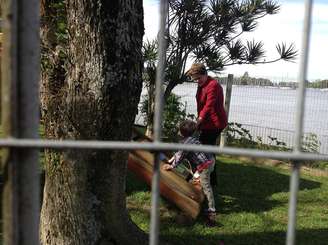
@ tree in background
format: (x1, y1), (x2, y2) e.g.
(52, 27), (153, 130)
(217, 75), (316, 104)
(307, 79), (328, 89)
(143, 0), (297, 136)
(142, 40), (158, 136)
(40, 1), (146, 244)
(240, 71), (250, 85)
(163, 0), (297, 98)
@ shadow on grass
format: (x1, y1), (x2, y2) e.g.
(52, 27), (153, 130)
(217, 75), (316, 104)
(126, 158), (322, 214)
(160, 228), (328, 245)
(126, 158), (323, 245)
(215, 161), (321, 214)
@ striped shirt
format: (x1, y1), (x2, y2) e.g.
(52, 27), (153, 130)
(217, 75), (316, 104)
(171, 136), (215, 172)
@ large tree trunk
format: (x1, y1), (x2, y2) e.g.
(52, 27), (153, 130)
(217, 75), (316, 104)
(40, 1), (146, 244)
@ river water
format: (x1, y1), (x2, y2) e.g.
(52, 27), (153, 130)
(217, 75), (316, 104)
(136, 83), (328, 154)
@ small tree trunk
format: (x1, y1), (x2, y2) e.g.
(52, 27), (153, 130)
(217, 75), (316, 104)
(145, 82), (155, 137)
(164, 80), (178, 101)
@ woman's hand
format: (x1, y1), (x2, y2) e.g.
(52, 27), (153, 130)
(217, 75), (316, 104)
(196, 117), (203, 129)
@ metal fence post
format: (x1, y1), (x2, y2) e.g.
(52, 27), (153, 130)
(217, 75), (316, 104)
(286, 0), (313, 245)
(149, 1), (168, 245)
(1, 0), (40, 244)
(220, 74), (233, 147)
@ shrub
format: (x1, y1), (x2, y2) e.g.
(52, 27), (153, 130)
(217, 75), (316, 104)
(141, 93), (194, 142)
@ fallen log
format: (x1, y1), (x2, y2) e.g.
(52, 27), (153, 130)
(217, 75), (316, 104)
(128, 149), (204, 219)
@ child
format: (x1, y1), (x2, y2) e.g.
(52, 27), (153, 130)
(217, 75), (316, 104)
(162, 120), (217, 226)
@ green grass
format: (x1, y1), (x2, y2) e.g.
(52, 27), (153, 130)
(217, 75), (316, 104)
(127, 155), (328, 245)
(1, 123), (327, 244)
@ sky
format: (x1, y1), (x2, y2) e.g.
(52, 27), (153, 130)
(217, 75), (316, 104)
(143, 0), (328, 82)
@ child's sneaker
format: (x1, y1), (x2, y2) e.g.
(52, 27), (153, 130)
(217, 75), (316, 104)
(204, 208), (216, 214)
(205, 209), (216, 227)
(218, 239), (225, 245)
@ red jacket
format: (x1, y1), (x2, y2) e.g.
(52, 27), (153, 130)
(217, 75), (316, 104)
(196, 76), (227, 130)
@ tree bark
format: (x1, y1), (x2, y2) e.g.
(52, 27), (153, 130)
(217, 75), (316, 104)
(40, 1), (146, 244)
(145, 66), (156, 137)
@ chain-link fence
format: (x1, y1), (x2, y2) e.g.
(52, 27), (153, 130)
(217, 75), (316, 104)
(136, 78), (328, 154)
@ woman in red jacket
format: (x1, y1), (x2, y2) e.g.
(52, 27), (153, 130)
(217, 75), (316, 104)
(187, 63), (228, 185)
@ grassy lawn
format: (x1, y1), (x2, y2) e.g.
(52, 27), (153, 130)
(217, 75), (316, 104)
(1, 121), (327, 245)
(127, 155), (328, 245)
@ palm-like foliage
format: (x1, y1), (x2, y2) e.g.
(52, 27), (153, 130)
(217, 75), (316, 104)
(145, 0), (298, 99)
(276, 42), (297, 61)
(143, 40), (158, 66)
(245, 40), (265, 63)
(227, 40), (245, 60)
(142, 40), (158, 84)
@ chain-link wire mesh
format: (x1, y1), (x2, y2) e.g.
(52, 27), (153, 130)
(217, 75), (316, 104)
(136, 77), (328, 154)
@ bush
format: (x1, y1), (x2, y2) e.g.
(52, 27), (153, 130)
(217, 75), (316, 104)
(141, 93), (194, 142)
(225, 122), (328, 169)
(225, 122), (290, 151)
